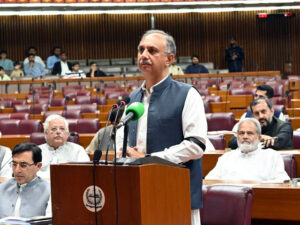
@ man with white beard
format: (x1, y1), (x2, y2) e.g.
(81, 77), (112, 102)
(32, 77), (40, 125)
(205, 118), (289, 182)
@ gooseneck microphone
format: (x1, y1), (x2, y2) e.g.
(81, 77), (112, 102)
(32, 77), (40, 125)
(117, 102), (145, 129)
(93, 149), (102, 164)
(118, 102), (145, 158)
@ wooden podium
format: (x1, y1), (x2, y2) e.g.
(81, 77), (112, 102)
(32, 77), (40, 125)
(50, 163), (191, 225)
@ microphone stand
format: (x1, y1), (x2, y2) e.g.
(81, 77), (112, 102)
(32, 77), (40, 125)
(121, 124), (129, 158)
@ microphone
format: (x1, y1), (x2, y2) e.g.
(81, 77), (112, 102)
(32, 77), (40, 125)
(93, 149), (102, 164)
(65, 96), (70, 105)
(119, 96), (130, 107)
(224, 83), (231, 112)
(117, 102), (145, 129)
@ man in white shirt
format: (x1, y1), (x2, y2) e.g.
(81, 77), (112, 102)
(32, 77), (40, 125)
(206, 118), (290, 182)
(0, 141), (12, 178)
(116, 30), (207, 225)
(0, 142), (51, 218)
(38, 114), (90, 178)
(51, 51), (72, 75)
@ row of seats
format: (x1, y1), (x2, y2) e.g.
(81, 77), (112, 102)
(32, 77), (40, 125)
(0, 118), (99, 134)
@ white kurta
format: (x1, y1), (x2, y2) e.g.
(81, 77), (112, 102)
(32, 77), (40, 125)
(38, 142), (90, 179)
(0, 146), (12, 178)
(116, 76), (210, 225)
(205, 147), (290, 182)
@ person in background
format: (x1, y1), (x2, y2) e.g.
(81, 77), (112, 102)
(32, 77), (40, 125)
(46, 46), (61, 69)
(225, 37), (244, 72)
(86, 62), (107, 77)
(206, 118), (290, 182)
(228, 97), (293, 150)
(51, 51), (72, 75)
(24, 54), (46, 78)
(0, 50), (14, 71)
(185, 54), (209, 74)
(0, 132), (12, 178)
(38, 114), (90, 179)
(64, 62), (86, 78)
(0, 66), (11, 81)
(10, 61), (24, 79)
(0, 142), (51, 218)
(23, 46), (45, 68)
(169, 58), (184, 75)
(86, 106), (125, 152)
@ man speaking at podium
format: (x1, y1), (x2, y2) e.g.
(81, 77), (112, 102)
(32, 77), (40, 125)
(117, 30), (207, 225)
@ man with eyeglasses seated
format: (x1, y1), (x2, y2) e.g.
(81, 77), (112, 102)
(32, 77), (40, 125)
(38, 114), (90, 179)
(0, 142), (51, 218)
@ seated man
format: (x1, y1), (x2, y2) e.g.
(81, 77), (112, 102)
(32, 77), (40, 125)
(0, 142), (51, 218)
(86, 106), (125, 152)
(0, 142), (12, 178)
(51, 51), (72, 75)
(185, 54), (209, 74)
(38, 114), (90, 178)
(228, 97), (293, 150)
(206, 118), (290, 182)
(24, 54), (46, 78)
(63, 62), (86, 78)
(86, 62), (107, 77)
(240, 84), (285, 121)
(0, 66), (11, 81)
(169, 59), (184, 75)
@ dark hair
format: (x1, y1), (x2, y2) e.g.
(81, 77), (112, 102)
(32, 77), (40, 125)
(27, 46), (37, 52)
(0, 50), (7, 55)
(52, 46), (62, 54)
(12, 142), (42, 164)
(109, 106), (125, 123)
(14, 61), (21, 66)
(250, 97), (273, 112)
(72, 62), (79, 67)
(191, 54), (199, 60)
(0, 66), (4, 71)
(90, 61), (97, 66)
(256, 84), (274, 99)
(60, 51), (67, 56)
(28, 53), (35, 58)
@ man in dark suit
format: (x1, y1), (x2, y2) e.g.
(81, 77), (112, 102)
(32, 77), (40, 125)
(51, 51), (72, 75)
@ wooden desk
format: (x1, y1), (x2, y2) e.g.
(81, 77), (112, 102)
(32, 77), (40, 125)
(204, 180), (300, 222)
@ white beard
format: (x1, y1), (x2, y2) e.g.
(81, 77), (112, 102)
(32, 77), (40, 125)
(237, 139), (259, 154)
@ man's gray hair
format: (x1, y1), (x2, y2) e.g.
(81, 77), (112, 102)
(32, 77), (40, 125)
(141, 29), (176, 56)
(237, 118), (262, 136)
(43, 114), (69, 133)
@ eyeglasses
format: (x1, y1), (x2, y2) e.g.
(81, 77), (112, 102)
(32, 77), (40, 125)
(10, 161), (36, 169)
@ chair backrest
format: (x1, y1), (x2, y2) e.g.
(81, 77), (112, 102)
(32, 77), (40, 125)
(273, 104), (286, 114)
(67, 119), (100, 133)
(14, 104), (48, 114)
(65, 104), (98, 113)
(0, 113), (30, 120)
(280, 154), (296, 178)
(230, 88), (256, 95)
(208, 134), (226, 150)
(0, 119), (42, 135)
(206, 113), (235, 131)
(293, 131), (300, 149)
(201, 185), (253, 225)
(50, 98), (66, 107)
(30, 132), (79, 145)
(44, 110), (82, 120)
(203, 99), (211, 113)
(204, 96), (222, 102)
